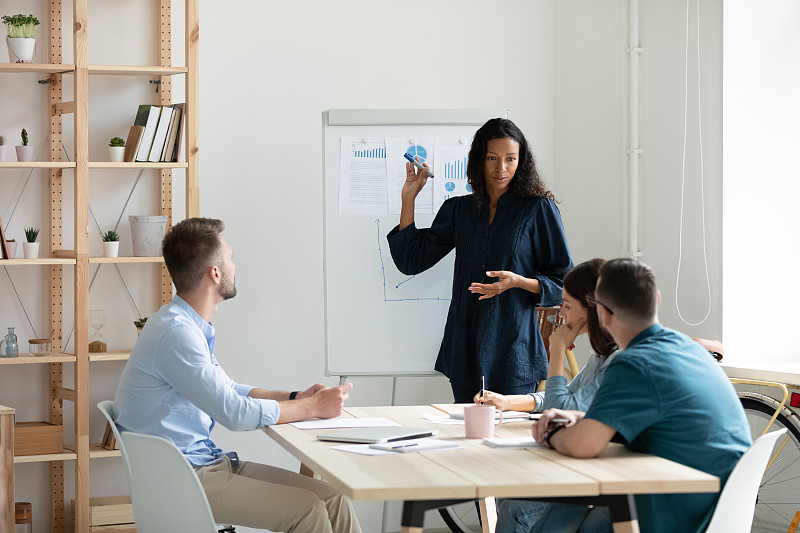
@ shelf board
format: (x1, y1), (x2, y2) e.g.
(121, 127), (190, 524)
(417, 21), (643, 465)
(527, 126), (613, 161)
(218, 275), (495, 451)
(0, 63), (74, 74)
(88, 65), (188, 76)
(0, 258), (77, 265)
(89, 256), (164, 264)
(14, 448), (77, 463)
(88, 161), (188, 169)
(0, 353), (76, 365)
(0, 64), (187, 76)
(89, 351), (131, 362)
(87, 444), (121, 459)
(0, 161), (76, 169)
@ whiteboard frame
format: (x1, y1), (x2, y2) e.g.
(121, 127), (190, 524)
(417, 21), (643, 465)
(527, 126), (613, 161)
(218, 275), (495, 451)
(322, 108), (509, 377)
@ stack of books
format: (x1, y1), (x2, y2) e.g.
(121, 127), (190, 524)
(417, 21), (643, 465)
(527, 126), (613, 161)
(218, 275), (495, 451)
(124, 103), (185, 163)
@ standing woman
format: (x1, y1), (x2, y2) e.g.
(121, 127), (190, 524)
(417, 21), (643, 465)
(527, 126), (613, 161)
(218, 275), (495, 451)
(387, 118), (573, 402)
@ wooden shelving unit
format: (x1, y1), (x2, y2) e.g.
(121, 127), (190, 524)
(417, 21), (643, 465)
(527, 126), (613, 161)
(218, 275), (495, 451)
(0, 1), (199, 531)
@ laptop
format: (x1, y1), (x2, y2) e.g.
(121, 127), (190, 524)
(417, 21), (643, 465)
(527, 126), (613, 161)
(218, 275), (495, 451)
(317, 426), (438, 444)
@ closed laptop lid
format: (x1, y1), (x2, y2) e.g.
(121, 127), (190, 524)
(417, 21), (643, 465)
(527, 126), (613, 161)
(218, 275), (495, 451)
(317, 426), (437, 444)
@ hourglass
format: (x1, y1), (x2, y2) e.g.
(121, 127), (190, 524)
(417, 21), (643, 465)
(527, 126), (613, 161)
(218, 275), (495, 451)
(88, 310), (107, 352)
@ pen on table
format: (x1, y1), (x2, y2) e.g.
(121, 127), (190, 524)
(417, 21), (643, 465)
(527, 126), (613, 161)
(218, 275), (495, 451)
(404, 153), (434, 178)
(529, 416), (571, 424)
(480, 375), (485, 404)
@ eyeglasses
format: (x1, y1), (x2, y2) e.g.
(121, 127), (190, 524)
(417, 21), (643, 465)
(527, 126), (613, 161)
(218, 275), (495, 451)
(585, 291), (614, 315)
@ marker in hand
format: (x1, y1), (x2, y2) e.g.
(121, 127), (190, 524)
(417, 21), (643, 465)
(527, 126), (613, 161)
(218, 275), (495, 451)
(404, 153), (434, 178)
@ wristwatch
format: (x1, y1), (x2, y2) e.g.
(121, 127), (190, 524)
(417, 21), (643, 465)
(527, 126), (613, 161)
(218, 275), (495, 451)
(544, 424), (566, 449)
(289, 391), (299, 400)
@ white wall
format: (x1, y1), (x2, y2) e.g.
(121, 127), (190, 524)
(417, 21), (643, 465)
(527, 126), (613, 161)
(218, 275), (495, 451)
(554, 0), (723, 356)
(1, 1), (728, 531)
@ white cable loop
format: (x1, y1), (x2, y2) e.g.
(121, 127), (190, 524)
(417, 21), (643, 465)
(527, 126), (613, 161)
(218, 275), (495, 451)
(675, 0), (712, 326)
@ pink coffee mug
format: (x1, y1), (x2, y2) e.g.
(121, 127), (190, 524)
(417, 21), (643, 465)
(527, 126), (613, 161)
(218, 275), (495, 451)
(463, 404), (503, 439)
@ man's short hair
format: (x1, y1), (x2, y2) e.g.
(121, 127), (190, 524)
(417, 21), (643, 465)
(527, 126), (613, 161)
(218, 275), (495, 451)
(596, 258), (658, 324)
(162, 217), (225, 294)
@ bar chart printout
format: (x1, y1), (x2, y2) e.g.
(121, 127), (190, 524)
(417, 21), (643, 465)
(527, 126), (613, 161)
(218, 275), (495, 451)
(386, 136), (435, 215)
(339, 137), (389, 215)
(434, 137), (473, 211)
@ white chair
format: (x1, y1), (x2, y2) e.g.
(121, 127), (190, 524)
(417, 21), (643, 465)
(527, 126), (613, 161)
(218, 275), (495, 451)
(97, 402), (235, 533)
(705, 428), (787, 533)
(120, 430), (219, 533)
(97, 401), (131, 482)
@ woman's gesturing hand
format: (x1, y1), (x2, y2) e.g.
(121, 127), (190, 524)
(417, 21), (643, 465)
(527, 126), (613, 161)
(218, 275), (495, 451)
(468, 270), (521, 300)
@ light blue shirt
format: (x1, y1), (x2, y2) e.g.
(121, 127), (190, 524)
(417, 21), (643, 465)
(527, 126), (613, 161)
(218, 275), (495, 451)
(529, 351), (618, 412)
(113, 295), (280, 466)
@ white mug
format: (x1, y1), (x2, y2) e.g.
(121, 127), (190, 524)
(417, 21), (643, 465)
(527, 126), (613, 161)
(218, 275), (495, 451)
(463, 404), (503, 439)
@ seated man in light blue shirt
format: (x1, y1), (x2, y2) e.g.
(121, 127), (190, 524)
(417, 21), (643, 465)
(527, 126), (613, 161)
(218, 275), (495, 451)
(114, 217), (362, 533)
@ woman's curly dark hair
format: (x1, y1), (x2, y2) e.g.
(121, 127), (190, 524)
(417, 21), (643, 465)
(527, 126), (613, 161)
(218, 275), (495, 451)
(466, 118), (554, 211)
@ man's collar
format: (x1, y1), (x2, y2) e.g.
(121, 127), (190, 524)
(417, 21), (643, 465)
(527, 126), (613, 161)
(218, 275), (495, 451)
(626, 322), (663, 349)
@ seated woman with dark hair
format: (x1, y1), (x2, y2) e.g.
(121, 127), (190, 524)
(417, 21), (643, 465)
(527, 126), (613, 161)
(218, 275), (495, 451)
(476, 258), (616, 414)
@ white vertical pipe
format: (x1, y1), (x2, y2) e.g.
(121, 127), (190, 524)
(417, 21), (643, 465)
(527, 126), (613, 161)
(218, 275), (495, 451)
(628, 0), (642, 258)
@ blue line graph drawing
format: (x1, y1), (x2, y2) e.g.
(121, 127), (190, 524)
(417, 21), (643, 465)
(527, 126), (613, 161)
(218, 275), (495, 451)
(374, 219), (452, 303)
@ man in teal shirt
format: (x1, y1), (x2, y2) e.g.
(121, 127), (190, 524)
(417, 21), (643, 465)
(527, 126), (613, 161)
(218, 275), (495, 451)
(526, 258), (750, 533)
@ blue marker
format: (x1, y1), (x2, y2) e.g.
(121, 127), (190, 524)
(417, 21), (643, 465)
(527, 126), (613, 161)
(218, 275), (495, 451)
(404, 152), (434, 178)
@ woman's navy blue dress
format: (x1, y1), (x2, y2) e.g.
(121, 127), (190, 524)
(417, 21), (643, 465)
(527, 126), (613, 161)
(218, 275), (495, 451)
(387, 192), (573, 395)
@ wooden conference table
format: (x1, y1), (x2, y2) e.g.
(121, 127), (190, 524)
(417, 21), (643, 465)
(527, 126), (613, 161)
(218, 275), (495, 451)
(265, 405), (719, 533)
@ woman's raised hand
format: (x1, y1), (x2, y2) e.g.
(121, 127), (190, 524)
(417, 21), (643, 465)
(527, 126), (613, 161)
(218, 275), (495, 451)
(401, 158), (430, 200)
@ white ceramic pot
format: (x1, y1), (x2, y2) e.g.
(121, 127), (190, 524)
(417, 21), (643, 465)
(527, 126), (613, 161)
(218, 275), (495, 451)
(102, 241), (119, 258)
(129, 215), (168, 256)
(0, 145), (7, 162)
(109, 146), (125, 162)
(6, 37), (35, 63)
(15, 145), (33, 162)
(23, 242), (39, 259)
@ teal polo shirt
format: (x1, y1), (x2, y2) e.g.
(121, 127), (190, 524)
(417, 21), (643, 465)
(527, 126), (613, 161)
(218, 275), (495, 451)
(585, 323), (751, 533)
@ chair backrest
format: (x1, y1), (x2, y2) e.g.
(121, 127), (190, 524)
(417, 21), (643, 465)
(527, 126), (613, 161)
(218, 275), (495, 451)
(97, 401), (132, 484)
(120, 431), (218, 533)
(535, 307), (562, 360)
(705, 428), (787, 533)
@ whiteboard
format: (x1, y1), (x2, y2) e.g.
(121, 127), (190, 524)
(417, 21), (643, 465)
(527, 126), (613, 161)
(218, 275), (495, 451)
(323, 109), (509, 376)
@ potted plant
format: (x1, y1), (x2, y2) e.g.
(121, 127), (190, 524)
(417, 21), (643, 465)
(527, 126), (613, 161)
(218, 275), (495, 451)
(23, 226), (39, 259)
(109, 136), (125, 162)
(0, 135), (7, 162)
(2, 14), (39, 63)
(102, 230), (119, 258)
(134, 316), (148, 336)
(16, 128), (32, 162)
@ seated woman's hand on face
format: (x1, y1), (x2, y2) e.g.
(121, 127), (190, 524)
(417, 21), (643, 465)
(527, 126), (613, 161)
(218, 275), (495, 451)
(549, 317), (585, 354)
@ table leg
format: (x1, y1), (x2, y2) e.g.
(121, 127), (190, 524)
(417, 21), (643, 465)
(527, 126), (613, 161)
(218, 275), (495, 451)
(479, 496), (497, 533)
(608, 494), (639, 533)
(299, 462), (316, 478)
(401, 499), (474, 532)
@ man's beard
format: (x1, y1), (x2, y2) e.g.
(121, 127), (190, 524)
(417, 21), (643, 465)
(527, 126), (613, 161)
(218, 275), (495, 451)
(219, 270), (237, 300)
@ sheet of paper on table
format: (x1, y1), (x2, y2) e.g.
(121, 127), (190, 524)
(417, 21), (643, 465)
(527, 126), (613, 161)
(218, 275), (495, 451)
(290, 417), (401, 430)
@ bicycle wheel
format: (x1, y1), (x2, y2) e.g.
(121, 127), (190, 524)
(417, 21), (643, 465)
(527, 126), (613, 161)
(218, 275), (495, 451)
(439, 501), (482, 533)
(739, 395), (800, 533)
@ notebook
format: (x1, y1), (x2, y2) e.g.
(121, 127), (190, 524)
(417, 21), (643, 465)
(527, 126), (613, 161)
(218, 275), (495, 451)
(369, 438), (460, 452)
(449, 410), (531, 420)
(317, 426), (437, 444)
